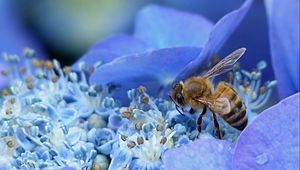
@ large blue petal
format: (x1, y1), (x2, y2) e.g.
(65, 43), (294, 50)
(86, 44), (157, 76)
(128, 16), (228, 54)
(265, 0), (299, 99)
(163, 139), (233, 170)
(90, 34), (150, 55)
(175, 0), (252, 81)
(73, 34), (150, 70)
(90, 47), (201, 103)
(134, 5), (214, 48)
(233, 93), (300, 169)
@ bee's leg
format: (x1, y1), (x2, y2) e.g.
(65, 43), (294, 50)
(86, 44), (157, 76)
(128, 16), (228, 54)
(196, 106), (207, 138)
(212, 112), (222, 139)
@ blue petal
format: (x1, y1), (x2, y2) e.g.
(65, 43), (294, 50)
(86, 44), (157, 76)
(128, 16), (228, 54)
(73, 34), (150, 70)
(175, 0), (253, 81)
(90, 47), (201, 103)
(134, 5), (214, 48)
(265, 0), (299, 99)
(163, 139), (233, 170)
(72, 49), (119, 70)
(97, 142), (113, 155)
(109, 149), (132, 170)
(108, 113), (124, 129)
(90, 34), (150, 55)
(233, 93), (300, 169)
(66, 127), (82, 146)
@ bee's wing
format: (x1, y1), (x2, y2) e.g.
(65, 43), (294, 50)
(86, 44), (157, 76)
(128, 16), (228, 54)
(203, 48), (246, 79)
(193, 97), (230, 116)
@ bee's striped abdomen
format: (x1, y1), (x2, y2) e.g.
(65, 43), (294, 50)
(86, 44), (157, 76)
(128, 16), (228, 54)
(214, 82), (248, 130)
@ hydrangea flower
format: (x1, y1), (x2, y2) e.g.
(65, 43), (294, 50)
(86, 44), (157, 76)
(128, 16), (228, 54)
(74, 0), (253, 103)
(0, 48), (280, 169)
(265, 0), (299, 99)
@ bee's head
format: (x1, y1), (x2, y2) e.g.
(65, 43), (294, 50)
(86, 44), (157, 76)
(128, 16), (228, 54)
(170, 81), (186, 108)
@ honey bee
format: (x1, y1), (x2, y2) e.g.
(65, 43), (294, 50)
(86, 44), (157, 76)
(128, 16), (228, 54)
(170, 48), (247, 139)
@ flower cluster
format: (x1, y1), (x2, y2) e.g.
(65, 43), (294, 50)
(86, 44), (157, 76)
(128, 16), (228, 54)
(0, 47), (277, 169)
(1, 0), (299, 169)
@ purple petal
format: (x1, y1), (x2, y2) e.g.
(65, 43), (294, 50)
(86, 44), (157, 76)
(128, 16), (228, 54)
(163, 139), (233, 170)
(265, 0), (299, 99)
(134, 5), (214, 48)
(89, 47), (201, 103)
(90, 34), (150, 55)
(175, 0), (252, 81)
(233, 93), (300, 169)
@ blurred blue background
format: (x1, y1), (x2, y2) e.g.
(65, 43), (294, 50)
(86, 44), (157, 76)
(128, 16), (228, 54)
(0, 0), (273, 80)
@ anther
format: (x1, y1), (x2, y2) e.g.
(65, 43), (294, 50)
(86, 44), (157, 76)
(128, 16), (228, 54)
(259, 86), (267, 94)
(27, 82), (34, 90)
(31, 58), (42, 68)
(127, 141), (136, 149)
(137, 136), (144, 145)
(44, 60), (54, 70)
(243, 80), (250, 88)
(51, 75), (59, 83)
(86, 67), (95, 76)
(8, 98), (16, 104)
(5, 108), (13, 115)
(24, 76), (33, 83)
(63, 66), (71, 74)
(121, 135), (127, 141)
(135, 122), (143, 131)
(121, 111), (133, 119)
(141, 96), (149, 104)
(160, 137), (167, 145)
(6, 140), (14, 148)
(1, 70), (9, 76)
(19, 67), (26, 74)
(156, 124), (164, 131)
(2, 89), (10, 96)
(137, 86), (146, 94)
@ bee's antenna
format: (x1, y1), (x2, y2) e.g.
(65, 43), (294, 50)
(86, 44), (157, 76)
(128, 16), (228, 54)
(169, 95), (184, 115)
